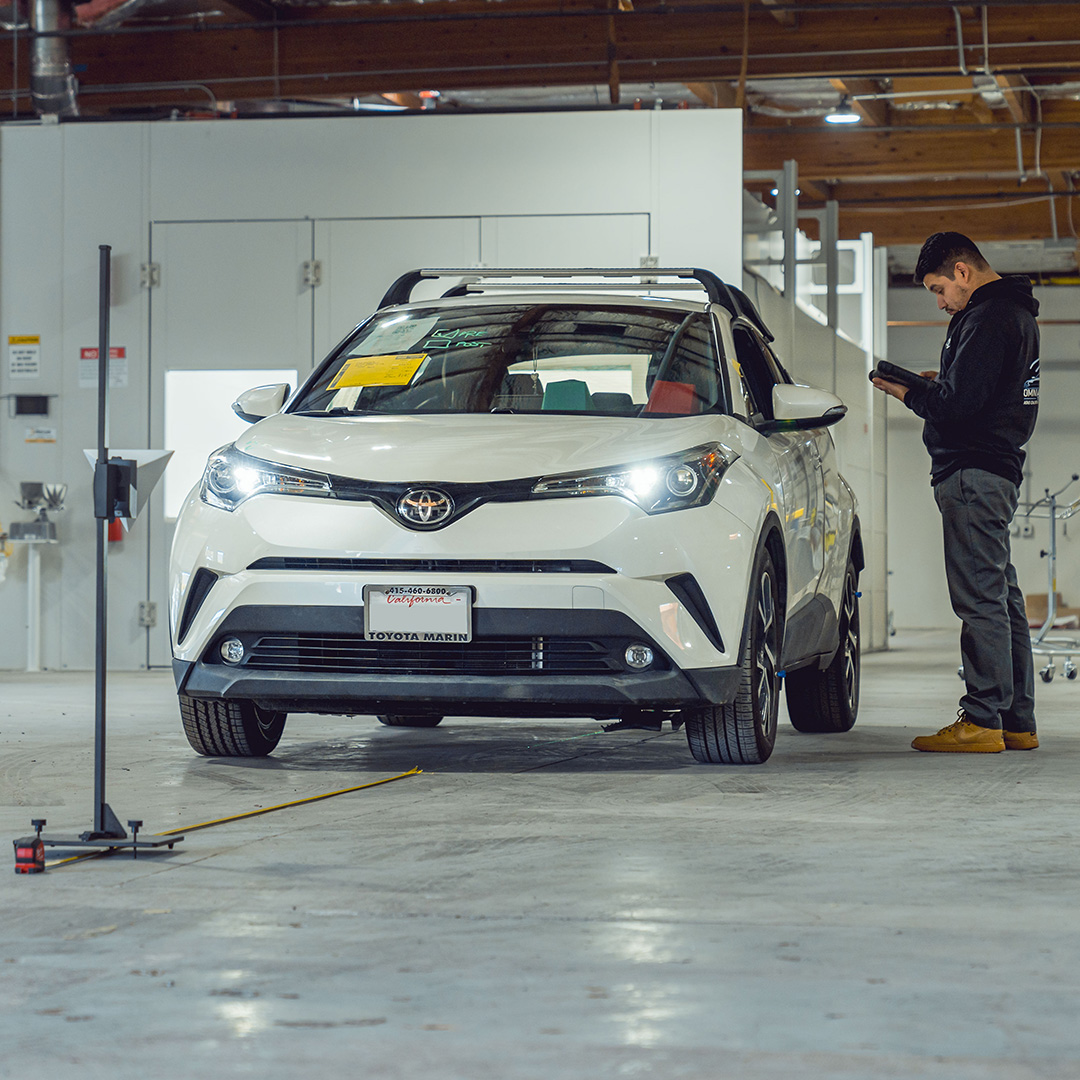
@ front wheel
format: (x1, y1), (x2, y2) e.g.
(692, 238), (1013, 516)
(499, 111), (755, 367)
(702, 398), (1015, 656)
(179, 695), (286, 756)
(377, 715), (444, 728)
(684, 547), (782, 765)
(785, 560), (861, 733)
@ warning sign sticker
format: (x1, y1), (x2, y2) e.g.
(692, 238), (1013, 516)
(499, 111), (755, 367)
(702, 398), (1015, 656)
(8, 335), (40, 380)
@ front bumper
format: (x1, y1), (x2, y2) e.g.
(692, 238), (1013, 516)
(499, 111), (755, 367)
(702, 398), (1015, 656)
(174, 605), (743, 719)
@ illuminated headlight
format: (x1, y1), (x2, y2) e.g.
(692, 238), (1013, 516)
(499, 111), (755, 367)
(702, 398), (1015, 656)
(199, 446), (333, 512)
(531, 443), (738, 514)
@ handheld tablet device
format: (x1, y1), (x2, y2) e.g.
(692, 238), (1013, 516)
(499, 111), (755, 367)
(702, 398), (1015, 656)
(869, 360), (934, 391)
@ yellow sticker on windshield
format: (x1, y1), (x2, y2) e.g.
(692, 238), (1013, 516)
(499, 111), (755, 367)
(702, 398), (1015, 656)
(329, 353), (427, 389)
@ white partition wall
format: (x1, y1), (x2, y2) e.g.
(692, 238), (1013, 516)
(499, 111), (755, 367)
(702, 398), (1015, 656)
(0, 109), (743, 670)
(887, 283), (1080, 633)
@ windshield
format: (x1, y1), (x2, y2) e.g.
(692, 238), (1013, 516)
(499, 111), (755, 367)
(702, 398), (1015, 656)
(291, 304), (726, 418)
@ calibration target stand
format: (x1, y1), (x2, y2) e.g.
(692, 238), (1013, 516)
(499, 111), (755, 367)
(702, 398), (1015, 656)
(22, 246), (182, 866)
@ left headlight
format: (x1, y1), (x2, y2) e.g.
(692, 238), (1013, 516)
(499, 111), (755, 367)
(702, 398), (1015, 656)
(531, 443), (739, 514)
(199, 445), (334, 512)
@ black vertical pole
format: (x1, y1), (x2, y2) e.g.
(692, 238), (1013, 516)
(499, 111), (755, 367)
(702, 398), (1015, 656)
(92, 245), (116, 838)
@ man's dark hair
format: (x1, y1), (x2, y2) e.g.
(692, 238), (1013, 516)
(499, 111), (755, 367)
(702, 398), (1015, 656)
(914, 232), (989, 283)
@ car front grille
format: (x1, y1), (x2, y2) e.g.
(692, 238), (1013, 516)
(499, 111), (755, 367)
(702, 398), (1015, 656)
(237, 634), (647, 676)
(246, 557), (616, 574)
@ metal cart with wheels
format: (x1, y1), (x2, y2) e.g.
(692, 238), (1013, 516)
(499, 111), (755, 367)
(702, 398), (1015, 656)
(1024, 475), (1080, 684)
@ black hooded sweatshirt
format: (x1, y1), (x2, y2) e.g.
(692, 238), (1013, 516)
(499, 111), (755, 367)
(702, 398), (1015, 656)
(904, 275), (1040, 487)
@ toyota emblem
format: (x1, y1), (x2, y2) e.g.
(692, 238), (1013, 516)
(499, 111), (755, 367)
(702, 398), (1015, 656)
(397, 488), (455, 528)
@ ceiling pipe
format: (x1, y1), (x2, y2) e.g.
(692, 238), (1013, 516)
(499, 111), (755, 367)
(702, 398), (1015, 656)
(30, 0), (79, 117)
(952, 5), (969, 77)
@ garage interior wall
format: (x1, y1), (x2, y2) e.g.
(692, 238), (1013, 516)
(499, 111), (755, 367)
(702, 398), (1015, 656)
(0, 108), (886, 671)
(743, 268), (888, 654)
(887, 284), (1080, 631)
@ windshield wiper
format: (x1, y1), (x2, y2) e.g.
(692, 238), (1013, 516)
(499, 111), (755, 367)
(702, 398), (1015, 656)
(292, 407), (373, 417)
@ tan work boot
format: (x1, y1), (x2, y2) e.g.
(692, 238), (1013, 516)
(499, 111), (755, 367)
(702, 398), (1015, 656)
(911, 712), (1005, 753)
(1003, 731), (1039, 750)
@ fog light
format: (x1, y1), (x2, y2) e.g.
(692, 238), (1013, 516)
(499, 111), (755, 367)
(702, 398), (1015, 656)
(624, 643), (654, 670)
(220, 637), (245, 665)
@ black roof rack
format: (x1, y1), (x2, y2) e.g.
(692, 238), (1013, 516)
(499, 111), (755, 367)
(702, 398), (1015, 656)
(377, 267), (774, 342)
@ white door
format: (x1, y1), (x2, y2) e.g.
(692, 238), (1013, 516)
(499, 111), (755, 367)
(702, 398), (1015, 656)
(147, 219), (317, 666)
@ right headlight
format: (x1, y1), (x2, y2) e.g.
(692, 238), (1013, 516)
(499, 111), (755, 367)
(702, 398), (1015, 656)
(199, 445), (334, 512)
(530, 442), (739, 514)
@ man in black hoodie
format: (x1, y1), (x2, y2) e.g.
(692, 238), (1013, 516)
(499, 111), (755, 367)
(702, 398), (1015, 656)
(873, 232), (1040, 752)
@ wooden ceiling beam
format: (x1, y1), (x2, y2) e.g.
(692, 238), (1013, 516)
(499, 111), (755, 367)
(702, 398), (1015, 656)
(685, 81), (739, 109)
(0, 2), (1078, 107)
(743, 125), (1080, 182)
(829, 77), (889, 128)
(837, 198), (1065, 246)
(994, 73), (1035, 125)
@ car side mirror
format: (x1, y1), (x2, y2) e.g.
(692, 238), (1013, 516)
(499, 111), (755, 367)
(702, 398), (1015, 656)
(232, 383), (291, 424)
(758, 384), (847, 434)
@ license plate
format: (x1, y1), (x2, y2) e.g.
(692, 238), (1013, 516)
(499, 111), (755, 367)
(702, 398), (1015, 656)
(363, 585), (472, 643)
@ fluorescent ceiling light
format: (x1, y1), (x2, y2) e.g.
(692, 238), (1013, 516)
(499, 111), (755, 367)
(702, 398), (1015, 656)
(825, 97), (861, 124)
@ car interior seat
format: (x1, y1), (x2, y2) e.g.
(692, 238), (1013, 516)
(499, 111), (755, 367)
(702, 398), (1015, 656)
(541, 379), (594, 412)
(591, 392), (636, 414)
(644, 380), (699, 415)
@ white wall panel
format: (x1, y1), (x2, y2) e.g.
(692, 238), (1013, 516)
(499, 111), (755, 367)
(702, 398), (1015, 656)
(887, 283), (1080, 631)
(479, 214), (650, 269)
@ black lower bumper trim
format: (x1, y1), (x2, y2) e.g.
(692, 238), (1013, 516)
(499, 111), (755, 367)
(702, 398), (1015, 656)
(174, 661), (741, 718)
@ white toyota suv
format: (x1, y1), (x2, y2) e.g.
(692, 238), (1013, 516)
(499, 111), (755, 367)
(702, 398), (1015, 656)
(170, 268), (862, 765)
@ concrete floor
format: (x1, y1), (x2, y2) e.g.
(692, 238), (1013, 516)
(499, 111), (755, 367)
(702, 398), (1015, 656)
(2, 629), (1079, 1079)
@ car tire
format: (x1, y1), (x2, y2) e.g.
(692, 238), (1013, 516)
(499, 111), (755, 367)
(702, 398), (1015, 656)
(684, 546), (782, 765)
(377, 715), (444, 728)
(179, 694), (286, 756)
(785, 558), (860, 734)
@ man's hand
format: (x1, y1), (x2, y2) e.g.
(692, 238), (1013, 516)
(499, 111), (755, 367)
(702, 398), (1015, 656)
(871, 377), (909, 403)
(920, 371), (938, 379)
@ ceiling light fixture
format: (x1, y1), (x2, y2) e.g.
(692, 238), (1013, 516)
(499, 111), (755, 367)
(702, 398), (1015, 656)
(825, 96), (861, 125)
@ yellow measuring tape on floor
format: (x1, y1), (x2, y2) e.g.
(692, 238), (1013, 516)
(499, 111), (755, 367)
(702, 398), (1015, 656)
(154, 766), (423, 836)
(44, 766), (423, 869)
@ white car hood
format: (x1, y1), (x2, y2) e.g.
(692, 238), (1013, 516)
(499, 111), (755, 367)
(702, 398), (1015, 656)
(232, 413), (735, 483)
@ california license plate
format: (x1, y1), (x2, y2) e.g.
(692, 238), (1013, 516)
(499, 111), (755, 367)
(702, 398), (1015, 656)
(363, 585), (472, 643)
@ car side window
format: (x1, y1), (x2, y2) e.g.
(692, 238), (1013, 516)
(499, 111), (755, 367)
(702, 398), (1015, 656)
(732, 325), (778, 422)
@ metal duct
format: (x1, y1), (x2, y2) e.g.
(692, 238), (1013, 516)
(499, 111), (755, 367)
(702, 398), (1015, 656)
(31, 0), (79, 117)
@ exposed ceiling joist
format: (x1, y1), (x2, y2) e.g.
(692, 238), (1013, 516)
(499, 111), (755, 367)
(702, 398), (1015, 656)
(829, 77), (888, 127)
(685, 81), (739, 108)
(994, 72), (1036, 125)
(0, 0), (1076, 255)
(3, 1), (1078, 105)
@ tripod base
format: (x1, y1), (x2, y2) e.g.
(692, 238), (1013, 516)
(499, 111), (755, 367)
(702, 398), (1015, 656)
(80, 801), (127, 842)
(39, 834), (183, 852)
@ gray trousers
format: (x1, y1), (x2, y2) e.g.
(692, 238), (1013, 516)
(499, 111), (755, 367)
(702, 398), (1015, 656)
(934, 468), (1036, 731)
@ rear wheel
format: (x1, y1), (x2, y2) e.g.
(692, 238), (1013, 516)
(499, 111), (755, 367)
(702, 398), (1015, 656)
(785, 560), (860, 733)
(684, 547), (782, 765)
(179, 694), (286, 756)
(377, 714), (444, 728)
